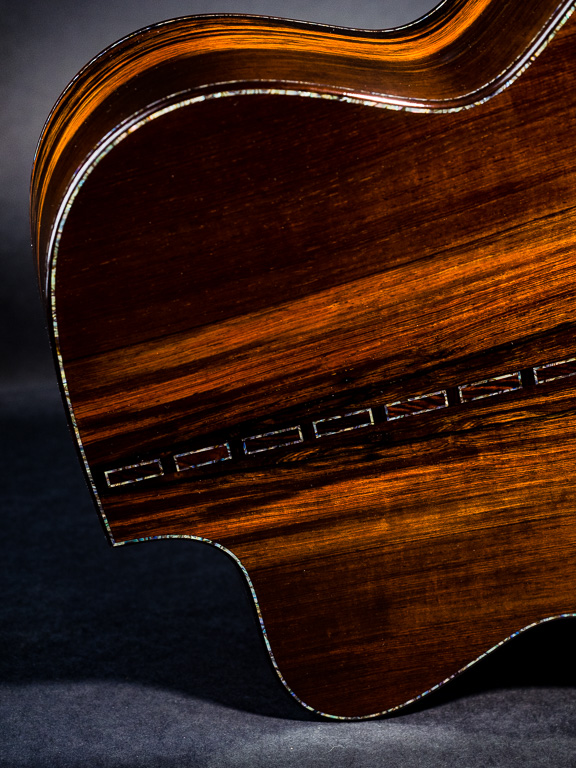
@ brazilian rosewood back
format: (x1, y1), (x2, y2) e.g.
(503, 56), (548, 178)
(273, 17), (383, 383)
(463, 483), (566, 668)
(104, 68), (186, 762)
(32, 0), (576, 718)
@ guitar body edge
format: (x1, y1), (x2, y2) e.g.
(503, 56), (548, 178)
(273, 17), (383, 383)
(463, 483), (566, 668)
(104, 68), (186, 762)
(32, 1), (576, 719)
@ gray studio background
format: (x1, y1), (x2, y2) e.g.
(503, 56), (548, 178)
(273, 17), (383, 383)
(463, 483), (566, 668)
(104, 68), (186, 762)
(2, 3), (576, 767)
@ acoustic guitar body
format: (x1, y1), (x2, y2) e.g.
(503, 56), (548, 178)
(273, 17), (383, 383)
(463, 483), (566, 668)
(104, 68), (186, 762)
(31, 0), (576, 718)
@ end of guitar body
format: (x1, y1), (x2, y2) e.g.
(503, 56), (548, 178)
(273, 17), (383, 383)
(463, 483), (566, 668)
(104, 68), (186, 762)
(31, 0), (576, 718)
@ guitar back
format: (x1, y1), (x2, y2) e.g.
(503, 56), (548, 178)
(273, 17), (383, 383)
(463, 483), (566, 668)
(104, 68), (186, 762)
(32, 0), (576, 718)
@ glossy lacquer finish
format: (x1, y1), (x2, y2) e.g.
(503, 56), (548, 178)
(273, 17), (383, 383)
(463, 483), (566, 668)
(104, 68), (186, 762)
(31, 0), (576, 718)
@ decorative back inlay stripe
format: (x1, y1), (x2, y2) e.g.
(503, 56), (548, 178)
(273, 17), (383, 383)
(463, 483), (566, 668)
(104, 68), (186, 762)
(243, 426), (304, 455)
(534, 357), (576, 384)
(105, 458), (164, 488)
(102, 356), (576, 488)
(313, 409), (374, 438)
(385, 391), (448, 421)
(174, 443), (231, 471)
(458, 371), (522, 403)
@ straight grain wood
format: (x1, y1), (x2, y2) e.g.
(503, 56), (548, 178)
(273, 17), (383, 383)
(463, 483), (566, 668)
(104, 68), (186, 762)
(31, 0), (576, 718)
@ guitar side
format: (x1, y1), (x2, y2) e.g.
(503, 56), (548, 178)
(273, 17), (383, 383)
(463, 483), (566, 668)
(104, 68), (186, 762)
(32, 0), (576, 718)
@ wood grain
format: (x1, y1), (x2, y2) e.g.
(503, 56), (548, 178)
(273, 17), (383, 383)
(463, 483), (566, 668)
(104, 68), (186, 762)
(31, 0), (576, 718)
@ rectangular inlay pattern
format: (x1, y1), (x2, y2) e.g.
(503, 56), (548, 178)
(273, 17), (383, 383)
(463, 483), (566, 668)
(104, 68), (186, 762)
(104, 459), (164, 488)
(313, 409), (374, 437)
(174, 443), (232, 471)
(385, 391), (448, 421)
(458, 372), (522, 403)
(102, 355), (576, 491)
(243, 426), (304, 455)
(534, 357), (576, 384)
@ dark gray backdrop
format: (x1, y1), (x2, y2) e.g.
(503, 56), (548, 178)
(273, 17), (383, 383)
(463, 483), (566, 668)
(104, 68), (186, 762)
(2, 2), (576, 766)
